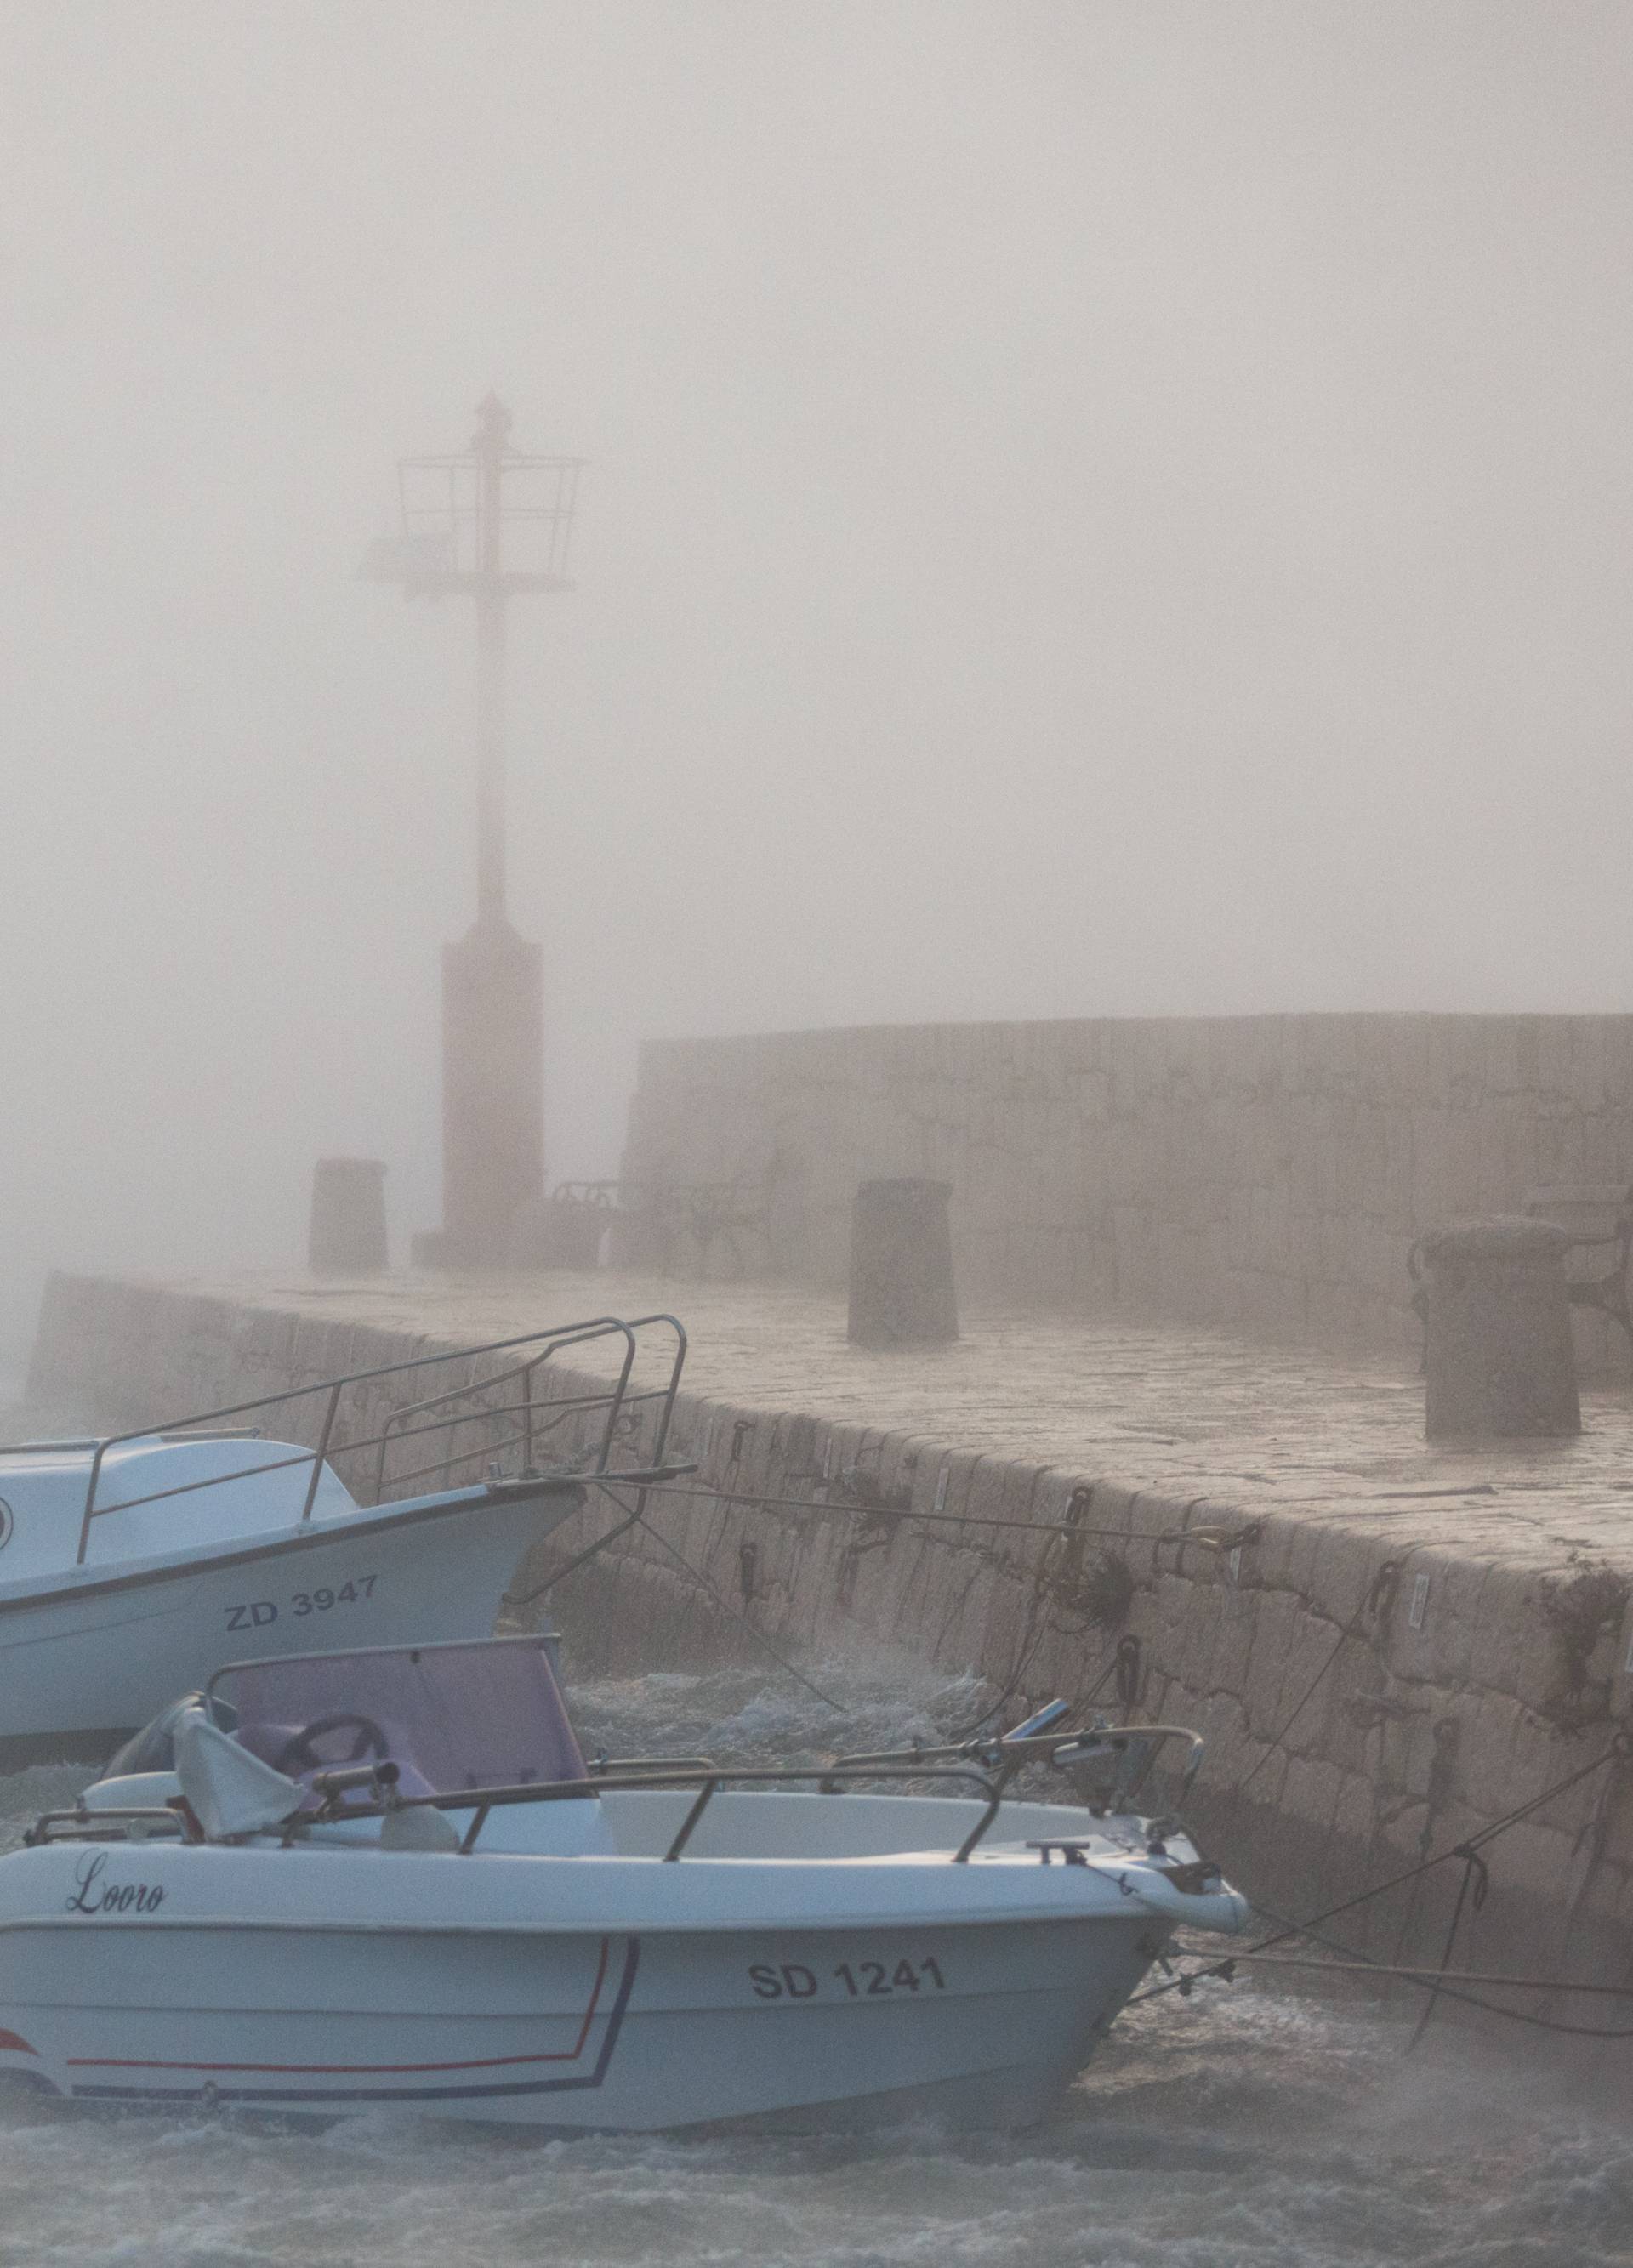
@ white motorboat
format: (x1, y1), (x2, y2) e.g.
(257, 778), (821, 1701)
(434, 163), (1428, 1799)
(0, 1634), (1246, 2131)
(0, 1314), (687, 1766)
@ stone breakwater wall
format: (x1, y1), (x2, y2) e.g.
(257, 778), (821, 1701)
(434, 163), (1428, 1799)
(623, 1012), (1633, 1367)
(31, 1271), (1633, 1998)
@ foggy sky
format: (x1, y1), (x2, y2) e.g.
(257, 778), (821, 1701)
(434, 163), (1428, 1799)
(3, 1), (1630, 1352)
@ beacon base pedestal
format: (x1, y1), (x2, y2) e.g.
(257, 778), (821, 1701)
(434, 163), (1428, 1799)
(420, 918), (544, 1268)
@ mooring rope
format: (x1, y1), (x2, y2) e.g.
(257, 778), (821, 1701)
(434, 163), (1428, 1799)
(503, 1475), (853, 1714)
(504, 1458), (1630, 2031)
(1230, 1953), (1633, 1997)
(614, 1492), (853, 1715)
(631, 1478), (1198, 1546)
(1407, 1843), (1488, 2052)
(1229, 1889), (1633, 2043)
(1234, 1622), (1351, 1796)
(1130, 1737), (1631, 2040)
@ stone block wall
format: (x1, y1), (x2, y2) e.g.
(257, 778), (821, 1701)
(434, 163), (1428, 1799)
(31, 1272), (1633, 2004)
(622, 1013), (1633, 1364)
(531, 1405), (1633, 1994)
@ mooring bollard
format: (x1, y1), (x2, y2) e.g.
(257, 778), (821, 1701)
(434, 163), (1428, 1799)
(308, 1157), (388, 1276)
(847, 1178), (959, 1348)
(1418, 1216), (1579, 1440)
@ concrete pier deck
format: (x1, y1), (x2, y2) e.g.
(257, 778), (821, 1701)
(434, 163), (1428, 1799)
(60, 1265), (1633, 1574)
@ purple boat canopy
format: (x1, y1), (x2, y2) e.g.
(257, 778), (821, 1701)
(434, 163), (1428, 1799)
(210, 1637), (587, 1801)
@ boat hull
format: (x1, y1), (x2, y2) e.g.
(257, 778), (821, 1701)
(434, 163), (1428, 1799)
(0, 1487), (581, 1767)
(0, 1901), (1157, 2131)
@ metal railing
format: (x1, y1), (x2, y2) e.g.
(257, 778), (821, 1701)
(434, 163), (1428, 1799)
(282, 1718), (1204, 1864)
(71, 1312), (686, 1567)
(25, 1805), (188, 1847)
(822, 1724), (1206, 1812)
(271, 1756), (1020, 1862)
(27, 1718), (1207, 1866)
(546, 1174), (778, 1276)
(369, 1321), (663, 1501)
(26, 1763), (1022, 1863)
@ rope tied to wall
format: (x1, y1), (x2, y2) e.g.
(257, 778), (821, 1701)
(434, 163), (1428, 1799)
(1133, 1735), (1633, 2042)
(1406, 1843), (1488, 2054)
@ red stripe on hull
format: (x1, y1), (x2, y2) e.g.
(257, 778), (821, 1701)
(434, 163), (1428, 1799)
(65, 1936), (612, 2077)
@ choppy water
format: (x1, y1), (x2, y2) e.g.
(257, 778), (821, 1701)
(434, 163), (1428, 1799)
(2, 1658), (1630, 2268)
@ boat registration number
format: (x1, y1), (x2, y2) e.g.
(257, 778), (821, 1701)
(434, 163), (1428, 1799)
(748, 1957), (947, 2001)
(224, 1575), (379, 1631)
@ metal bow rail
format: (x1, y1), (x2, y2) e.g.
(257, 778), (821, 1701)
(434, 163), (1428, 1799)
(821, 1717), (1205, 1810)
(71, 1312), (686, 1566)
(26, 1716), (1205, 1870)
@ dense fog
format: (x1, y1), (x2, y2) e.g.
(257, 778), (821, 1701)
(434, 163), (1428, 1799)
(3, 1), (1630, 1354)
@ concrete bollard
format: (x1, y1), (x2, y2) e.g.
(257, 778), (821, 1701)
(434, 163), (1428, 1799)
(847, 1178), (959, 1349)
(1419, 1217), (1579, 1440)
(308, 1157), (388, 1276)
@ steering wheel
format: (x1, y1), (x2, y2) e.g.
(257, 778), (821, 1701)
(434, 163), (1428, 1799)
(273, 1712), (390, 1778)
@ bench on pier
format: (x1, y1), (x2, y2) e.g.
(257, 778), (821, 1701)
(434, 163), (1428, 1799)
(1520, 1185), (1633, 1353)
(1407, 1184), (1633, 1372)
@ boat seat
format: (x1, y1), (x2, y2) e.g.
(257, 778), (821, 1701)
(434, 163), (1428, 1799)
(380, 1805), (462, 1853)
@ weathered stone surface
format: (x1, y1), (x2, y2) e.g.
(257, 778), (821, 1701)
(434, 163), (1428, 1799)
(29, 1266), (1633, 1986)
(623, 1011), (1633, 1373)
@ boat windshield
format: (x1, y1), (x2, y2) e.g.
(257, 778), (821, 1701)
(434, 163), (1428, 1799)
(208, 1638), (587, 1801)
